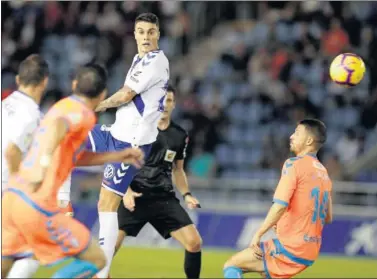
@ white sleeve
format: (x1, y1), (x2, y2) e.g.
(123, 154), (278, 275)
(125, 53), (164, 94)
(9, 114), (39, 153)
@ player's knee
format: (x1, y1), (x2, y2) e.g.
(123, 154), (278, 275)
(184, 234), (202, 252)
(97, 187), (122, 212)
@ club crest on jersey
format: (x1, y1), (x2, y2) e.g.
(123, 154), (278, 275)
(164, 150), (176, 162)
(104, 164), (115, 179)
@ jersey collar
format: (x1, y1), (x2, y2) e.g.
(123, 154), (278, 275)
(307, 153), (318, 159)
(69, 95), (93, 114)
(135, 49), (161, 61)
(14, 90), (40, 110)
(158, 123), (171, 132)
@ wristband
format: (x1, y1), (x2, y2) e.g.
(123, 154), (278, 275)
(183, 192), (192, 199)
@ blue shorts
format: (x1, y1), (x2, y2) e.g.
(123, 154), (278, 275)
(86, 124), (153, 196)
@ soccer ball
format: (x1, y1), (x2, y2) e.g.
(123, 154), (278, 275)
(329, 53), (366, 87)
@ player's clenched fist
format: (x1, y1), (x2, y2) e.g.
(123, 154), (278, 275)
(119, 147), (145, 168)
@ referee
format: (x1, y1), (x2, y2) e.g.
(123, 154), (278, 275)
(114, 85), (202, 279)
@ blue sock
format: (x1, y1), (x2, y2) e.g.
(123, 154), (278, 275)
(224, 266), (243, 278)
(51, 259), (99, 278)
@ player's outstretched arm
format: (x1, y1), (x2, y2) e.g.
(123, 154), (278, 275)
(95, 53), (164, 112)
(75, 148), (144, 168)
(29, 117), (69, 184)
(95, 85), (137, 112)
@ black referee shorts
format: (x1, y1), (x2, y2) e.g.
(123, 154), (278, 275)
(118, 195), (193, 239)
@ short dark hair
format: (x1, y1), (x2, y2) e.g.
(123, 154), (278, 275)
(135, 13), (159, 28)
(167, 84), (176, 95)
(299, 118), (327, 148)
(18, 54), (49, 86)
(74, 64), (107, 99)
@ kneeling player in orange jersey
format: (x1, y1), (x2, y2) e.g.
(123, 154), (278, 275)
(224, 119), (333, 279)
(2, 64), (144, 279)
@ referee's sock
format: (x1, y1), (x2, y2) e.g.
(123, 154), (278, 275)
(7, 258), (40, 278)
(184, 250), (201, 279)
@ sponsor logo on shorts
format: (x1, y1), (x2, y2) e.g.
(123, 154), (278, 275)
(104, 164), (115, 179)
(164, 149), (176, 162)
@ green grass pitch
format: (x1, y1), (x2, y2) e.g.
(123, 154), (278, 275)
(34, 246), (377, 278)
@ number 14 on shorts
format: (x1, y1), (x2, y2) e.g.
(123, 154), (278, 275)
(311, 186), (329, 225)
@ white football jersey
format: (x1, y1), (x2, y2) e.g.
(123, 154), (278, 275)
(110, 50), (170, 145)
(1, 91), (42, 184)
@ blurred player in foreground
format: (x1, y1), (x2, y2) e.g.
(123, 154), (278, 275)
(223, 119), (333, 279)
(2, 55), (49, 278)
(113, 86), (202, 278)
(86, 13), (169, 278)
(2, 64), (144, 278)
(1, 54), (73, 278)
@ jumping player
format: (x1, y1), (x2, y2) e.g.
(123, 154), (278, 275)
(86, 13), (169, 278)
(223, 119), (333, 279)
(2, 64), (144, 278)
(113, 86), (202, 278)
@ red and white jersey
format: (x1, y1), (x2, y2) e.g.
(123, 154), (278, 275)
(110, 50), (170, 145)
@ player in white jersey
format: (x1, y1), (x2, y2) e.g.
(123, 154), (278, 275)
(1, 54), (73, 278)
(84, 13), (169, 278)
(1, 55), (49, 279)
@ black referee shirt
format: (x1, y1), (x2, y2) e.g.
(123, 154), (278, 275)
(130, 121), (189, 199)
